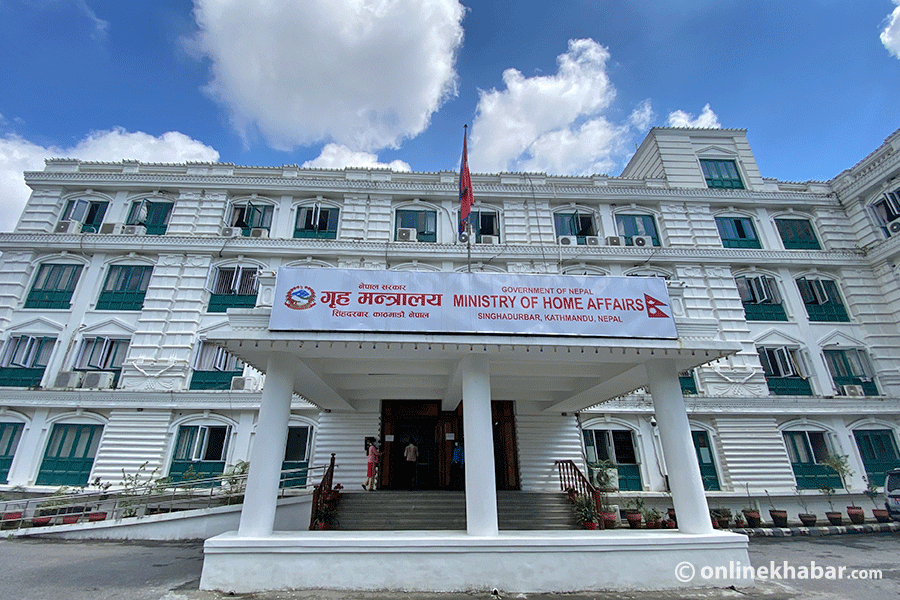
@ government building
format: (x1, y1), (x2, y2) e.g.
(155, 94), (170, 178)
(0, 126), (898, 592)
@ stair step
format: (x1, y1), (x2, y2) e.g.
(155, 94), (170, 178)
(334, 491), (579, 531)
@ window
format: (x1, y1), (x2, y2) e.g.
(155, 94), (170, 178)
(700, 159), (744, 189)
(96, 265), (152, 311)
(716, 216), (761, 249)
(0, 335), (55, 387)
(207, 265), (259, 312)
(62, 199), (108, 233)
(757, 346), (812, 396)
(231, 201), (274, 236)
(776, 218), (821, 250)
(853, 430), (900, 487)
(36, 423), (103, 486)
(692, 431), (720, 491)
(582, 428), (641, 491)
(736, 275), (787, 321)
(24, 264), (83, 309)
(783, 430), (841, 489)
(74, 337), (128, 387)
(871, 187), (900, 236)
(190, 342), (245, 390)
(466, 210), (500, 243)
(796, 277), (849, 322)
(282, 425), (312, 488)
(294, 205), (339, 239)
(170, 424), (230, 480)
(127, 199), (173, 235)
(679, 370), (698, 395)
(554, 211), (595, 244)
(0, 422), (24, 482)
(823, 348), (878, 396)
(395, 209), (437, 242)
(615, 214), (660, 246)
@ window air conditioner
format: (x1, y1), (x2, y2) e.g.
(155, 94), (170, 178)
(557, 235), (577, 246)
(841, 384), (865, 397)
(230, 376), (256, 391)
(585, 236), (601, 246)
(220, 226), (242, 237)
(249, 228), (269, 238)
(397, 227), (418, 242)
(632, 235), (654, 247)
(81, 371), (115, 389)
(479, 235), (499, 244)
(98, 222), (123, 235)
(605, 235), (623, 246)
(53, 371), (84, 389)
(122, 225), (147, 235)
(55, 220), (83, 234)
(889, 221), (900, 236)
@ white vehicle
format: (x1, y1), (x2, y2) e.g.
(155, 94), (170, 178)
(885, 469), (900, 520)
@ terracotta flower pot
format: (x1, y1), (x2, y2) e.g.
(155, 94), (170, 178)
(846, 506), (865, 525)
(602, 512), (618, 529)
(582, 521), (597, 530)
(742, 510), (761, 528)
(644, 518), (662, 529)
(798, 513), (817, 527)
(873, 508), (891, 523)
(716, 517), (730, 529)
(88, 512), (107, 522)
(769, 509), (788, 527)
(30, 516), (52, 527)
(62, 515), (80, 525)
(625, 512), (642, 529)
(825, 511), (842, 526)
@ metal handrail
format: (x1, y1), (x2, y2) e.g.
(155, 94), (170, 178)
(0, 465), (323, 531)
(554, 459), (606, 528)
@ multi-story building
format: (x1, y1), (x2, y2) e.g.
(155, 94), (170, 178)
(0, 126), (899, 590)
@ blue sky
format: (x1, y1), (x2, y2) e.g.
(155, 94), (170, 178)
(1, 1), (899, 230)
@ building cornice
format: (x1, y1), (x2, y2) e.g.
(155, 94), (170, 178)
(0, 389), (317, 410)
(23, 170), (834, 204)
(0, 233), (868, 268)
(592, 394), (900, 415)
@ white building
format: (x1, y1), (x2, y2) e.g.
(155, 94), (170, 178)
(0, 126), (898, 591)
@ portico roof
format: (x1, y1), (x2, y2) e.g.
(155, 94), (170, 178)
(207, 308), (739, 414)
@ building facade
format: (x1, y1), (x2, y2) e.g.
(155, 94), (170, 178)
(0, 126), (899, 523)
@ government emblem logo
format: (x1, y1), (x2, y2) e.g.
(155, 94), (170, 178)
(285, 285), (316, 310)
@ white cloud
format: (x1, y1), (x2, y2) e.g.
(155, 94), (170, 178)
(189, 0), (465, 152)
(75, 0), (109, 41)
(882, 0), (900, 59)
(0, 128), (218, 232)
(469, 39), (652, 175)
(302, 143), (411, 171)
(666, 104), (721, 128)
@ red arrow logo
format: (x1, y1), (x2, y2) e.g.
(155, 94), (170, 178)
(645, 294), (669, 318)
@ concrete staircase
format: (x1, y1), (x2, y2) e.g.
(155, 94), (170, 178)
(336, 490), (578, 531)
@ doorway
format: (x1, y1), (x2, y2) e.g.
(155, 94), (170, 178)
(379, 400), (519, 491)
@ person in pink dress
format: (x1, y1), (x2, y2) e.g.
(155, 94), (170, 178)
(363, 437), (381, 491)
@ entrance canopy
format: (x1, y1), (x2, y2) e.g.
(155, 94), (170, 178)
(210, 313), (737, 414)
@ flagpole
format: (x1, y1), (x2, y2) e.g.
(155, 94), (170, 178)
(460, 124), (474, 274)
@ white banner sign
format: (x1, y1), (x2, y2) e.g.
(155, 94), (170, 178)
(269, 268), (678, 339)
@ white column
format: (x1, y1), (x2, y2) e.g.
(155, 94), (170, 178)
(461, 354), (498, 536)
(238, 351), (294, 537)
(645, 358), (714, 534)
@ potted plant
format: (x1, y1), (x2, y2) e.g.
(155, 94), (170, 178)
(864, 478), (891, 523)
(623, 498), (644, 529)
(733, 512), (745, 528)
(312, 506), (338, 530)
(710, 507), (731, 529)
(765, 490), (788, 527)
(565, 487), (578, 503)
(642, 507), (663, 529)
(822, 453), (862, 523)
(573, 494), (599, 529)
(821, 484), (842, 525)
(796, 487), (817, 527)
(740, 485), (761, 527)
